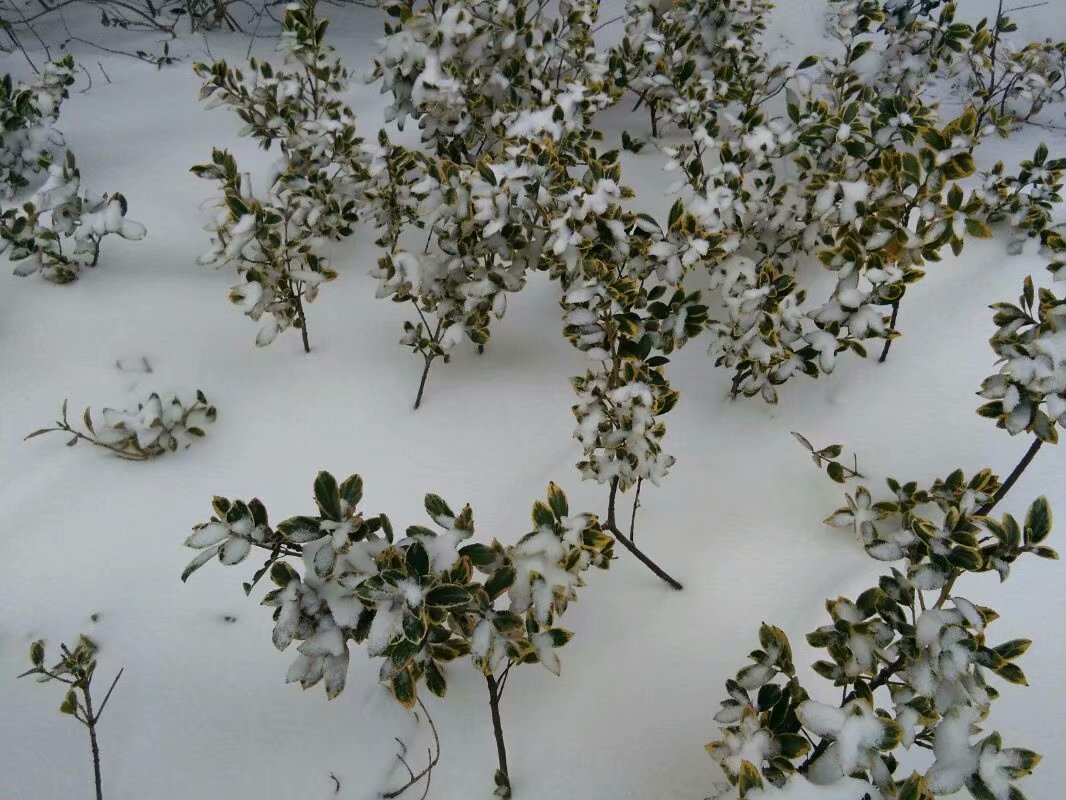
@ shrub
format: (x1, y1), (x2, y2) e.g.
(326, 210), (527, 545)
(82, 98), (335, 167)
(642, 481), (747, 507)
(181, 471), (612, 797)
(19, 635), (124, 800)
(192, 0), (364, 351)
(705, 270), (1063, 799)
(0, 56), (74, 197)
(1, 151), (146, 283)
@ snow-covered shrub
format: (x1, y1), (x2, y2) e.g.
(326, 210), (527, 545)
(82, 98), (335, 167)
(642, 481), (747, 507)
(182, 471), (612, 797)
(0, 56), (74, 198)
(978, 276), (1066, 449)
(979, 143), (1066, 254)
(1, 150), (147, 283)
(530, 140), (705, 589)
(367, 143), (540, 407)
(617, 0), (782, 141)
(705, 284), (1063, 797)
(26, 390), (216, 460)
(707, 466), (1055, 799)
(191, 149), (339, 351)
(362, 0), (623, 404)
(371, 0), (615, 163)
(953, 6), (1065, 130)
(611, 0), (1066, 403)
(192, 0), (364, 351)
(19, 635), (123, 800)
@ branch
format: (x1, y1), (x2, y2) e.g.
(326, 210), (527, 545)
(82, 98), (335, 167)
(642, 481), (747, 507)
(381, 698), (440, 799)
(92, 668), (123, 723)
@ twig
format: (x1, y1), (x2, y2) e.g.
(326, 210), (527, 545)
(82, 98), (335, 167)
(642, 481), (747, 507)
(628, 477), (643, 542)
(381, 698), (440, 799)
(605, 479), (683, 590)
(976, 437), (1044, 516)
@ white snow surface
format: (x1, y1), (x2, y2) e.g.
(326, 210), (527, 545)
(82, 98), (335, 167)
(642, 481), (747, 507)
(1, 2), (1065, 799)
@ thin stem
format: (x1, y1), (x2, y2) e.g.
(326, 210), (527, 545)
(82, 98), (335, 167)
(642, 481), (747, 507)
(878, 301), (901, 363)
(606, 479), (683, 590)
(292, 284), (311, 353)
(976, 437), (1044, 516)
(414, 357), (434, 410)
(485, 673), (509, 791)
(82, 686), (103, 800)
(730, 366), (749, 399)
(381, 698), (440, 799)
(629, 478), (643, 542)
(94, 669), (123, 721)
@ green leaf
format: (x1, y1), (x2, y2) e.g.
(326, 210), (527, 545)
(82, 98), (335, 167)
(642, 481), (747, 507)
(269, 560), (299, 587)
(1024, 496), (1051, 544)
(391, 667), (417, 708)
(827, 462), (846, 483)
(548, 628), (573, 647)
(424, 584), (473, 608)
(777, 733), (810, 759)
(29, 640), (44, 667)
(483, 565), (516, 600)
(546, 482), (568, 519)
(993, 639), (1031, 661)
(313, 471), (341, 521)
(459, 543), (498, 567)
(402, 610), (426, 643)
(424, 493), (455, 525)
(531, 500), (555, 529)
(60, 688), (78, 715)
(339, 474), (363, 509)
(425, 660), (447, 697)
(225, 194), (249, 219)
(995, 662), (1028, 685)
(736, 760), (764, 796)
(405, 541), (430, 579)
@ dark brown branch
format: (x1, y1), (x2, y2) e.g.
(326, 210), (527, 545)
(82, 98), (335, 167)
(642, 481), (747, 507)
(976, 437), (1044, 516)
(878, 302), (901, 363)
(485, 673), (510, 793)
(605, 479), (683, 590)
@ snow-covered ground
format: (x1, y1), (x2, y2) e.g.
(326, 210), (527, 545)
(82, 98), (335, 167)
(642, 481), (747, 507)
(2, 2), (1064, 798)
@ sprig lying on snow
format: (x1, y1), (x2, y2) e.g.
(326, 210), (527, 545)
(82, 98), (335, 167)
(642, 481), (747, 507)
(27, 391), (216, 460)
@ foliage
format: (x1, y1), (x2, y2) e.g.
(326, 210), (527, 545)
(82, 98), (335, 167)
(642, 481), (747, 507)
(707, 268), (1063, 798)
(27, 391), (216, 460)
(979, 277), (1066, 443)
(191, 0), (364, 351)
(611, 0), (1066, 403)
(708, 466), (1055, 798)
(19, 635), (123, 800)
(0, 55), (74, 197)
(182, 471), (612, 795)
(1, 150), (147, 283)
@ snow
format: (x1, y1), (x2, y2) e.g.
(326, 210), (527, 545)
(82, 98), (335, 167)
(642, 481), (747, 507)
(746, 775), (880, 800)
(1, 1), (1065, 799)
